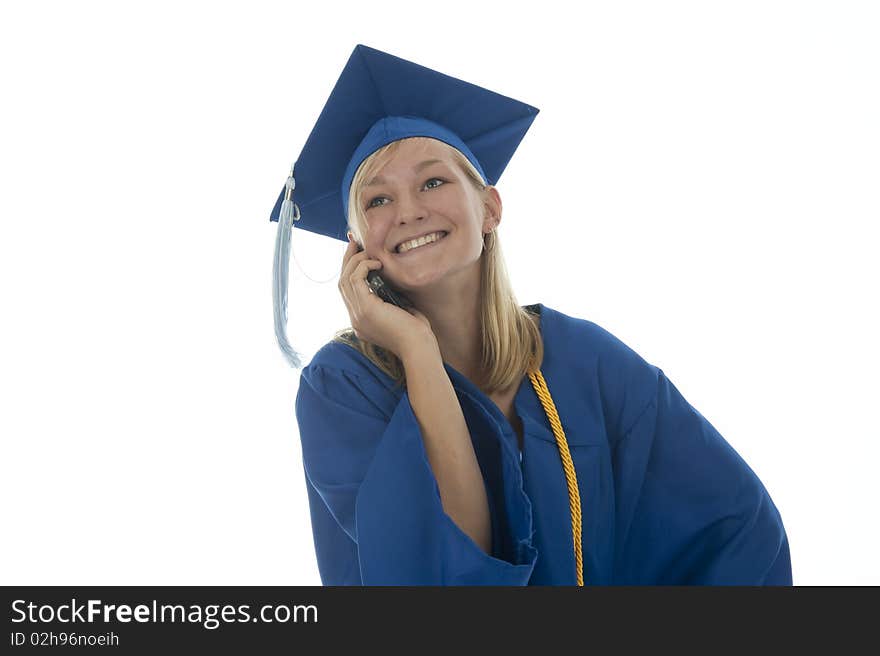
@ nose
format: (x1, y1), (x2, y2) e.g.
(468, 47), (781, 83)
(393, 188), (427, 225)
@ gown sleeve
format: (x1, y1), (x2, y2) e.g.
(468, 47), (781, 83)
(294, 354), (538, 585)
(611, 367), (792, 585)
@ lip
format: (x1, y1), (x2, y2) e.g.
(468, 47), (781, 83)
(394, 230), (449, 256)
(393, 230), (449, 254)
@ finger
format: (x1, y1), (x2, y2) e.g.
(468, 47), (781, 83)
(350, 258), (383, 293)
(347, 263), (381, 314)
(341, 235), (364, 277)
(343, 261), (383, 324)
(340, 249), (379, 304)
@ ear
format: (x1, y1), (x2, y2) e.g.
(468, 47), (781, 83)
(482, 185), (503, 232)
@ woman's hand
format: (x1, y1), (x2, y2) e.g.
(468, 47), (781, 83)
(339, 234), (436, 359)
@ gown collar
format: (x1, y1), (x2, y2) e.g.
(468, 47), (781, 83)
(441, 303), (555, 449)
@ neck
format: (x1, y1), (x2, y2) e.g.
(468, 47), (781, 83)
(406, 268), (483, 384)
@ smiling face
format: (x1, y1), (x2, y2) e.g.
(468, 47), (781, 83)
(353, 137), (501, 296)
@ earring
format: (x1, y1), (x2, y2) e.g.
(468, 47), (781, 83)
(483, 229), (495, 253)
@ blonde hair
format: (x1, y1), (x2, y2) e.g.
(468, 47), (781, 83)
(331, 136), (543, 395)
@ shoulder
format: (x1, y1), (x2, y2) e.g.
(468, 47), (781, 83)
(541, 304), (657, 375)
(305, 336), (368, 374)
(304, 335), (387, 380)
(297, 337), (403, 420)
(539, 304), (662, 436)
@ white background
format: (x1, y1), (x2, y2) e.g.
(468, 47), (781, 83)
(1, 0), (877, 585)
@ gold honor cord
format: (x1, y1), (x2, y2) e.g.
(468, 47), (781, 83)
(528, 370), (584, 586)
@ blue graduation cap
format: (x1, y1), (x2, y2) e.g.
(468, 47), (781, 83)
(271, 44), (540, 367)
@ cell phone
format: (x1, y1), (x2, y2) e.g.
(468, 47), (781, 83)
(357, 244), (414, 310)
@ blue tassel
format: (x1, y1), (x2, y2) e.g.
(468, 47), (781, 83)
(273, 166), (304, 368)
(280, 173), (299, 224)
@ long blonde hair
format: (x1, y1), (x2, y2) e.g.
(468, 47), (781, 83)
(332, 136), (543, 395)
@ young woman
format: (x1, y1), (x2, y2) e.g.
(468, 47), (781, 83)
(273, 45), (791, 586)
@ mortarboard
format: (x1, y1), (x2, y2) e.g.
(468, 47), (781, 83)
(271, 43), (540, 368)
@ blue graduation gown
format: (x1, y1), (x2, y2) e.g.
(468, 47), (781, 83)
(294, 303), (792, 585)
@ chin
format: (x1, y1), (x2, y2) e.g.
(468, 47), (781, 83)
(399, 259), (480, 293)
(396, 270), (449, 290)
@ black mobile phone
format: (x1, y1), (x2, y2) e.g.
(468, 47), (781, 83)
(357, 244), (414, 310)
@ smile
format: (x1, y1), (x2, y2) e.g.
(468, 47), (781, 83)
(395, 231), (449, 255)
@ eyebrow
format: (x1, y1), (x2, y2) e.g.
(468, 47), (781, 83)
(365, 159), (446, 186)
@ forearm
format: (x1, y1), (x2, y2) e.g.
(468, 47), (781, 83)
(400, 337), (491, 555)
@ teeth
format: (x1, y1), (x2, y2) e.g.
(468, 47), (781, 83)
(397, 231), (447, 254)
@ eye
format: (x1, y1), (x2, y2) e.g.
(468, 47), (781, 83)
(366, 178), (447, 209)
